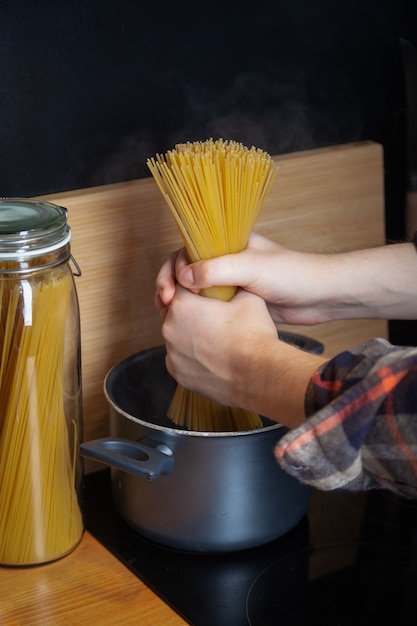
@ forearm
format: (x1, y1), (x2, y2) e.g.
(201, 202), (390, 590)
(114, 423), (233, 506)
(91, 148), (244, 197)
(236, 339), (327, 429)
(318, 242), (417, 321)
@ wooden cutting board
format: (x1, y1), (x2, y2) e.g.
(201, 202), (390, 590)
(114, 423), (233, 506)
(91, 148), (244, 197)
(44, 141), (387, 472)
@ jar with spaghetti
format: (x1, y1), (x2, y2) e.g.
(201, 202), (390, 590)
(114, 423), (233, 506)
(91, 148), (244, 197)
(0, 199), (83, 566)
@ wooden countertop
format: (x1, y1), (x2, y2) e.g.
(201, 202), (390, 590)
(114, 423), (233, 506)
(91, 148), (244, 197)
(0, 531), (187, 625)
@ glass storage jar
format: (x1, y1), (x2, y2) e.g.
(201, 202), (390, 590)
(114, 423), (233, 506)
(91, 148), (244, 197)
(0, 199), (83, 565)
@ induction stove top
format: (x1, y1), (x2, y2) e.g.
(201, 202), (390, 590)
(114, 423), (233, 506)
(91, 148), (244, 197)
(84, 470), (417, 626)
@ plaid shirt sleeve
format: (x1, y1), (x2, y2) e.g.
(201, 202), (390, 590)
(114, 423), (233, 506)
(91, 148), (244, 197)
(274, 338), (417, 499)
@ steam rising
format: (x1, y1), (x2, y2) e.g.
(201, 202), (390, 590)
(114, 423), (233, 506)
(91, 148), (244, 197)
(89, 70), (363, 186)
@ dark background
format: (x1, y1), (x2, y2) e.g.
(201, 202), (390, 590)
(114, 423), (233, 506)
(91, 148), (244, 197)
(1, 0), (416, 340)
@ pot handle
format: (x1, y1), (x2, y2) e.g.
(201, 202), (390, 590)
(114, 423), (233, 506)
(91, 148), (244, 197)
(80, 437), (174, 481)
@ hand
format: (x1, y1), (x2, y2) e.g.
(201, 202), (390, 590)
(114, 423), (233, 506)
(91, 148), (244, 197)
(162, 285), (276, 405)
(162, 285), (326, 427)
(156, 233), (332, 325)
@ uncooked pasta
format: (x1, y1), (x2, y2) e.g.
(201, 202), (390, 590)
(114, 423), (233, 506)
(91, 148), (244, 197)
(0, 269), (83, 565)
(147, 138), (278, 432)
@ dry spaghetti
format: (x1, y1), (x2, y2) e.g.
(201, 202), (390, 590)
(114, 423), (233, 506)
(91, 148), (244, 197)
(147, 138), (278, 432)
(0, 270), (83, 565)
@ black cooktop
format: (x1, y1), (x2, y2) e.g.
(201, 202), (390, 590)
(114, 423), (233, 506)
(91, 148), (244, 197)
(84, 470), (417, 626)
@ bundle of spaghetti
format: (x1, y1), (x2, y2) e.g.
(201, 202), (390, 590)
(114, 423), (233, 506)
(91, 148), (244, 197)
(0, 270), (83, 564)
(147, 138), (278, 432)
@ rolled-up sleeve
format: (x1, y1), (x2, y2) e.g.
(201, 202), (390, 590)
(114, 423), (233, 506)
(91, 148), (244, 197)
(275, 338), (417, 499)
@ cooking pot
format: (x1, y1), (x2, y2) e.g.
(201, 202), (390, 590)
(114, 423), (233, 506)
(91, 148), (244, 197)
(81, 334), (323, 553)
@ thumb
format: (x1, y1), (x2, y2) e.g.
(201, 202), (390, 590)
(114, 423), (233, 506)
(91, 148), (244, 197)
(177, 254), (250, 291)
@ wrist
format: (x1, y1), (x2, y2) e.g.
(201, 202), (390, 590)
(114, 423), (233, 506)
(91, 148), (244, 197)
(236, 339), (327, 429)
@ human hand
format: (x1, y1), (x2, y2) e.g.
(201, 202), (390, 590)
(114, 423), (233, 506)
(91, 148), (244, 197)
(162, 285), (326, 426)
(156, 233), (331, 325)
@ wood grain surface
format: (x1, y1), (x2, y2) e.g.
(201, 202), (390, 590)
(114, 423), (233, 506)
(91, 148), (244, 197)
(0, 532), (186, 625)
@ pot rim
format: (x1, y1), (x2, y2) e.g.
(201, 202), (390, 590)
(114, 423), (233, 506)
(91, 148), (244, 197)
(103, 333), (323, 439)
(103, 370), (285, 439)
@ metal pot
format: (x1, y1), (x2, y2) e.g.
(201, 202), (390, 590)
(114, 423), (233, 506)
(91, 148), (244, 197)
(81, 335), (322, 553)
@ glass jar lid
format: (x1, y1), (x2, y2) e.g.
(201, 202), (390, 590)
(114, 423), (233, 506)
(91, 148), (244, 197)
(0, 199), (71, 259)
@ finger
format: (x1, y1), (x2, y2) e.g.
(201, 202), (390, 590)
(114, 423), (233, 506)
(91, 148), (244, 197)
(155, 250), (180, 307)
(177, 252), (255, 291)
(174, 248), (189, 275)
(159, 305), (169, 321)
(154, 290), (165, 310)
(174, 249), (205, 294)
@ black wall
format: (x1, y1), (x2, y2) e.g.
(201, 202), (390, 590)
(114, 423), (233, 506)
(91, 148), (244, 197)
(1, 1), (416, 341)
